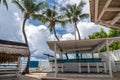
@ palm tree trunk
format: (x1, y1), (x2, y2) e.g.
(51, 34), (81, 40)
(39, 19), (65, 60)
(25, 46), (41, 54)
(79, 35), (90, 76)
(22, 18), (31, 74)
(74, 22), (80, 59)
(74, 22), (81, 40)
(53, 27), (60, 41)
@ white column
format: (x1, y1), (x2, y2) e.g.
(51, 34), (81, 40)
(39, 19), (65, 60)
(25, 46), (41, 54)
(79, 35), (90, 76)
(98, 49), (100, 58)
(61, 63), (64, 73)
(92, 52), (94, 58)
(104, 62), (107, 73)
(96, 62), (99, 73)
(59, 53), (62, 59)
(54, 43), (58, 78)
(88, 63), (90, 73)
(106, 40), (113, 77)
(79, 63), (81, 73)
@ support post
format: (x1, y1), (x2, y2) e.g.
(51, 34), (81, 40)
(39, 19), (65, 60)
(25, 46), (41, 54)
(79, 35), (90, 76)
(106, 40), (113, 77)
(79, 63), (81, 73)
(96, 62), (99, 73)
(17, 57), (21, 76)
(88, 63), (90, 73)
(92, 51), (94, 58)
(61, 63), (64, 73)
(17, 57), (21, 71)
(98, 49), (100, 58)
(59, 51), (62, 59)
(104, 62), (107, 73)
(54, 43), (58, 78)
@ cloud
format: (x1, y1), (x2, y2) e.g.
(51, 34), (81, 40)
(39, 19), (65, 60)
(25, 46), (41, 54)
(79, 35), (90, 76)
(0, 1), (23, 42)
(77, 22), (109, 39)
(57, 0), (81, 6)
(26, 24), (54, 59)
(61, 33), (75, 40)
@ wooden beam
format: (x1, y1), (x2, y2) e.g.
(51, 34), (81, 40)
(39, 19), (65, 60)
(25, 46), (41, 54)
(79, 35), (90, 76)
(110, 13), (120, 25)
(105, 8), (120, 11)
(95, 0), (99, 22)
(92, 39), (115, 52)
(98, 20), (120, 30)
(98, 40), (115, 51)
(92, 41), (105, 52)
(98, 0), (112, 20)
(64, 47), (92, 52)
(62, 50), (91, 54)
(0, 44), (27, 49)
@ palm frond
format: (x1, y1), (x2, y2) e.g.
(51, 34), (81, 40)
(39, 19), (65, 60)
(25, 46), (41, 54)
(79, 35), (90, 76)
(56, 19), (70, 27)
(78, 1), (86, 9)
(0, 0), (8, 10)
(24, 0), (31, 11)
(3, 0), (8, 10)
(32, 14), (48, 24)
(32, 2), (48, 12)
(12, 0), (25, 12)
(48, 24), (53, 32)
(79, 14), (89, 19)
(46, 9), (52, 18)
(66, 4), (73, 13)
(55, 15), (65, 20)
(60, 7), (71, 15)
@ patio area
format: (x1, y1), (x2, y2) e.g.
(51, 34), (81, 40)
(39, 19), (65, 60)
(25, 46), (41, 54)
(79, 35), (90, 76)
(9, 73), (120, 80)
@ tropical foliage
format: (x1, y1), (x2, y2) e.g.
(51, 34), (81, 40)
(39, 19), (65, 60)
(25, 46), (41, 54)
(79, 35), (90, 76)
(32, 5), (68, 41)
(0, 0), (8, 9)
(61, 1), (89, 40)
(88, 28), (120, 52)
(12, 0), (47, 74)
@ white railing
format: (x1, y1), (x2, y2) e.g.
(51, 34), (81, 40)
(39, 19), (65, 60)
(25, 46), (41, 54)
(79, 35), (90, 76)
(51, 62), (107, 73)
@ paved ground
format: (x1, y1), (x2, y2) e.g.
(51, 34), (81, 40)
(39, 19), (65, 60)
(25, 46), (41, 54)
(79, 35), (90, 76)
(0, 73), (120, 80)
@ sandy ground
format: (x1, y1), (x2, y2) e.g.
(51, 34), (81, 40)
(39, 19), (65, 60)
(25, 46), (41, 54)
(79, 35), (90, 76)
(1, 73), (120, 80)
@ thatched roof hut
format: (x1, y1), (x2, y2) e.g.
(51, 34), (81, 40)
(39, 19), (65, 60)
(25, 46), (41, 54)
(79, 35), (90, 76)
(0, 40), (29, 63)
(89, 0), (120, 30)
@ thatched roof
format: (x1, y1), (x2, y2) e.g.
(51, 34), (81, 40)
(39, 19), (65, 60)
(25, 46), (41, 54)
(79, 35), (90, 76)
(0, 40), (29, 63)
(89, 0), (120, 30)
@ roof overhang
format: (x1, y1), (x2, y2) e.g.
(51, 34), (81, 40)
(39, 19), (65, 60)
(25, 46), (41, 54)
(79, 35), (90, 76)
(0, 40), (29, 57)
(47, 37), (120, 54)
(89, 0), (120, 30)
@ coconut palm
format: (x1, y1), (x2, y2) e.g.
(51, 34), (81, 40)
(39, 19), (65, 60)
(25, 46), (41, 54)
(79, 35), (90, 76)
(61, 1), (89, 40)
(12, 0), (47, 74)
(0, 0), (8, 9)
(33, 6), (68, 41)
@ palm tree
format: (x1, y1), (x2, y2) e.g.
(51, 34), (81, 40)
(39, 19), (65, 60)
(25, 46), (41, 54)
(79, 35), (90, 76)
(12, 0), (47, 74)
(61, 1), (89, 59)
(61, 1), (89, 40)
(33, 6), (68, 41)
(0, 0), (8, 10)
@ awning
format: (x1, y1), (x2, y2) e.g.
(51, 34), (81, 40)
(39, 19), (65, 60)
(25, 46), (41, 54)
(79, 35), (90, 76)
(47, 37), (120, 53)
(89, 0), (120, 29)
